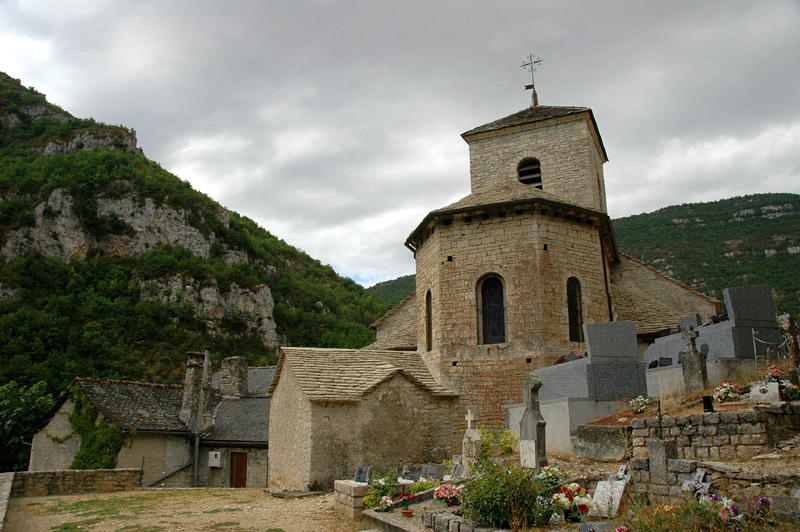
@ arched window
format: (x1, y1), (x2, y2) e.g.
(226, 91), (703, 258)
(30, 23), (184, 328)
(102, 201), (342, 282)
(567, 277), (584, 342)
(478, 275), (506, 344)
(425, 290), (433, 352)
(517, 158), (542, 188)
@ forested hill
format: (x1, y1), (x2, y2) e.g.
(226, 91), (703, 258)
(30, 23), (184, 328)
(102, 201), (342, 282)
(369, 193), (800, 316)
(612, 193), (800, 316)
(0, 72), (388, 395)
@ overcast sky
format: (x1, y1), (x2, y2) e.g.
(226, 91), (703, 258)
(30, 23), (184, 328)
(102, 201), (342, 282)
(2, 1), (799, 286)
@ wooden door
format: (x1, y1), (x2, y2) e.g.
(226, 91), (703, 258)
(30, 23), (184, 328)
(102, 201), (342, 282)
(230, 452), (247, 488)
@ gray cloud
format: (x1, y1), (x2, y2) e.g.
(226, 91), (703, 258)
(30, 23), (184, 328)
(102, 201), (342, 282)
(2, 0), (799, 284)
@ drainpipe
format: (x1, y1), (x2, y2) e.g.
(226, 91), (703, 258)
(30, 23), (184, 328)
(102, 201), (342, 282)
(193, 347), (211, 487)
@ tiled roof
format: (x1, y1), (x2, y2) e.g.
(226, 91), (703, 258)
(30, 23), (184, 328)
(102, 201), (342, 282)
(363, 333), (417, 351)
(76, 378), (188, 433)
(370, 293), (415, 329)
(461, 105), (592, 137)
(267, 348), (457, 402)
(210, 367), (276, 396)
(610, 284), (685, 336)
(206, 397), (269, 444)
(619, 253), (719, 305)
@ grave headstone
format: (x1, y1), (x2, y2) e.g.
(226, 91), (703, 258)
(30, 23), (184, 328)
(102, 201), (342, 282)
(519, 372), (547, 469)
(401, 465), (418, 481)
(354, 466), (370, 484)
(658, 357), (673, 367)
(589, 479), (628, 518)
(565, 351), (579, 362)
(702, 395), (715, 413)
(681, 326), (708, 394)
(519, 440), (537, 469)
(748, 381), (780, 404)
(420, 464), (433, 480)
(432, 464), (446, 480)
(681, 469), (710, 495)
(679, 314), (702, 331)
(452, 463), (464, 479)
(462, 409), (482, 474)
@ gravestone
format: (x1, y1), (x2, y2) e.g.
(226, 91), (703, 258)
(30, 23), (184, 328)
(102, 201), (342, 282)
(354, 466), (370, 484)
(420, 464), (433, 479)
(462, 409), (481, 474)
(451, 463), (464, 480)
(681, 468), (710, 495)
(679, 314), (702, 331)
(748, 381), (780, 404)
(519, 372), (547, 469)
(401, 465), (418, 481)
(681, 326), (708, 394)
(589, 479), (628, 518)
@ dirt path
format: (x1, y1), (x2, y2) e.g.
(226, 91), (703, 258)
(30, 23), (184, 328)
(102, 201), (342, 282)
(4, 489), (371, 532)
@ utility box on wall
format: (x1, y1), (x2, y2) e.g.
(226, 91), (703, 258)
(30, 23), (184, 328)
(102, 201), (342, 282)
(209, 451), (222, 468)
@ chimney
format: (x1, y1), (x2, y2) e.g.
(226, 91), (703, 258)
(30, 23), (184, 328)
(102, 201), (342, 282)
(220, 357), (249, 397)
(531, 89), (539, 107)
(179, 351), (212, 430)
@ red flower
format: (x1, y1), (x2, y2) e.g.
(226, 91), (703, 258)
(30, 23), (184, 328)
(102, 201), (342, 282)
(578, 504), (589, 513)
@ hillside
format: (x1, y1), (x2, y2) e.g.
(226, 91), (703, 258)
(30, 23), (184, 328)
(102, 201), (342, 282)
(0, 73), (388, 395)
(369, 194), (800, 316)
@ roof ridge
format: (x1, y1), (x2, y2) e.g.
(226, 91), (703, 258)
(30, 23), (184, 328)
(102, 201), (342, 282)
(618, 253), (720, 304)
(77, 377), (182, 389)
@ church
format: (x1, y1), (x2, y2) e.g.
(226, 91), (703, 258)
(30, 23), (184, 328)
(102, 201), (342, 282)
(266, 96), (718, 491)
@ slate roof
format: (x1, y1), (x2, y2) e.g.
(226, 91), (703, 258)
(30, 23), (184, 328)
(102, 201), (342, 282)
(461, 105), (608, 161)
(206, 397), (269, 444)
(267, 348), (457, 402)
(76, 378), (188, 433)
(370, 292), (415, 329)
(210, 367), (276, 396)
(462, 105), (593, 137)
(610, 284), (685, 336)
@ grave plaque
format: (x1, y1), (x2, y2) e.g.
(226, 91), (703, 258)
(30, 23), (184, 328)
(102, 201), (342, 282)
(401, 465), (418, 481)
(749, 382), (780, 404)
(354, 466), (370, 483)
(452, 463), (464, 479)
(432, 464), (446, 480)
(520, 440), (537, 469)
(589, 480), (628, 518)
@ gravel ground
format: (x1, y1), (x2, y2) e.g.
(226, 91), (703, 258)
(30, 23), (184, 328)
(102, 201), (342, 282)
(4, 489), (371, 532)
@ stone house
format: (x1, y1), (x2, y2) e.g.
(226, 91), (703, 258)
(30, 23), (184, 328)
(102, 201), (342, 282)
(267, 101), (719, 491)
(29, 354), (273, 488)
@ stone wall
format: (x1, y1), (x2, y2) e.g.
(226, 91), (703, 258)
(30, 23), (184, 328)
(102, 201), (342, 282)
(117, 433), (192, 487)
(198, 446), (269, 488)
(631, 454), (800, 509)
(631, 411), (772, 460)
(29, 400), (81, 472)
(11, 469), (142, 497)
(267, 364), (313, 492)
(465, 113), (607, 212)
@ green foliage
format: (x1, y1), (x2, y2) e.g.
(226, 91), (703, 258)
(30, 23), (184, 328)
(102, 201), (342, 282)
(408, 479), (439, 494)
(477, 428), (519, 460)
(461, 462), (554, 531)
(614, 193), (800, 316)
(367, 274), (416, 307)
(0, 380), (54, 471)
(68, 385), (124, 469)
(362, 469), (397, 510)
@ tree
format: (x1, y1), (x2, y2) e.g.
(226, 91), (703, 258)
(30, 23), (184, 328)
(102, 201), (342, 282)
(0, 380), (54, 471)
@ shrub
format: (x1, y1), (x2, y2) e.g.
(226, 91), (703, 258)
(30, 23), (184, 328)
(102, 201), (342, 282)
(409, 479), (439, 494)
(629, 395), (651, 414)
(362, 469), (397, 510)
(462, 462), (554, 531)
(781, 384), (800, 401)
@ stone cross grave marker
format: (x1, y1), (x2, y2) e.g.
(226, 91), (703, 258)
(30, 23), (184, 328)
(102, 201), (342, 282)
(749, 381), (780, 404)
(519, 372), (547, 469)
(681, 468), (710, 495)
(354, 466), (370, 483)
(681, 326), (708, 394)
(462, 409), (482, 474)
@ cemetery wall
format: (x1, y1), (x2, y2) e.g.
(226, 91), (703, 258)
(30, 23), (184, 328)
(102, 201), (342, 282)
(646, 359), (757, 399)
(307, 373), (456, 490)
(631, 455), (800, 507)
(11, 469), (142, 496)
(267, 364), (314, 492)
(631, 411), (773, 460)
(465, 114), (607, 212)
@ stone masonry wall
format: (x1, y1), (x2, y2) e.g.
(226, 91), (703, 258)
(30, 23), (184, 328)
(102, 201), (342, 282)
(631, 411), (772, 460)
(466, 114), (606, 213)
(267, 364), (313, 492)
(11, 469), (142, 497)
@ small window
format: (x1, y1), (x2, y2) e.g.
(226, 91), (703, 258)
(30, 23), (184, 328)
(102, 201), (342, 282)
(477, 275), (506, 344)
(425, 290), (433, 351)
(567, 277), (584, 342)
(517, 158), (542, 188)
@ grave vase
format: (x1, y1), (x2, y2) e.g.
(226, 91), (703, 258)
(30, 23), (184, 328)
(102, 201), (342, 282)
(400, 509), (414, 517)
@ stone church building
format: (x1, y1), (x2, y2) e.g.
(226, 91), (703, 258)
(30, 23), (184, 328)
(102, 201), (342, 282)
(267, 102), (718, 491)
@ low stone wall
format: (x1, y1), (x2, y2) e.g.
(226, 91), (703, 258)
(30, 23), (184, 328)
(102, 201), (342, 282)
(11, 469), (142, 497)
(333, 480), (370, 520)
(631, 411), (771, 460)
(631, 452), (800, 518)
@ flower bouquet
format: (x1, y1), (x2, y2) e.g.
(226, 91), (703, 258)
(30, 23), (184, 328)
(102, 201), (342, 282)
(537, 464), (567, 487)
(712, 381), (740, 403)
(434, 484), (463, 506)
(629, 395), (650, 414)
(551, 483), (591, 522)
(376, 495), (394, 512)
(765, 365), (787, 383)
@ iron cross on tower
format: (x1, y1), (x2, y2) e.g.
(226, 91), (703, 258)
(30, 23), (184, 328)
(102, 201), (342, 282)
(521, 52), (543, 106)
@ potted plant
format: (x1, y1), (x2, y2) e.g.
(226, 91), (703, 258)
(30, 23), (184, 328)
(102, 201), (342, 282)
(551, 483), (591, 522)
(376, 495), (394, 512)
(434, 484), (463, 506)
(398, 492), (416, 517)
